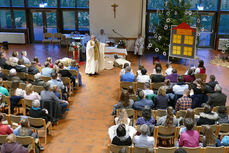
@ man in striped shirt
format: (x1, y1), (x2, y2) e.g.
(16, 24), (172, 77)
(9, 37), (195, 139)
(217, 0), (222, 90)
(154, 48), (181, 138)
(176, 89), (192, 111)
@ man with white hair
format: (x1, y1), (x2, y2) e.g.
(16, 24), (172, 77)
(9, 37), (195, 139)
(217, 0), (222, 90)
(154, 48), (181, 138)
(32, 73), (45, 86)
(207, 84), (227, 107)
(133, 124), (154, 148)
(29, 100), (50, 123)
(21, 51), (31, 65)
(8, 68), (21, 82)
(85, 35), (105, 76)
(97, 29), (109, 43)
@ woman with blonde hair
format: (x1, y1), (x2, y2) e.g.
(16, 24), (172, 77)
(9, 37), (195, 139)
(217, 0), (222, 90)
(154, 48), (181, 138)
(202, 125), (221, 147)
(10, 80), (25, 97)
(155, 86), (169, 109)
(24, 84), (40, 101)
(115, 109), (130, 125)
(157, 106), (178, 127)
(1, 134), (28, 153)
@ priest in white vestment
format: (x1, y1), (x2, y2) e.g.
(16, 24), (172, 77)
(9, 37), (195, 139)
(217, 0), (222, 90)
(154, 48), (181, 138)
(134, 34), (144, 55)
(97, 29), (109, 43)
(85, 35), (105, 75)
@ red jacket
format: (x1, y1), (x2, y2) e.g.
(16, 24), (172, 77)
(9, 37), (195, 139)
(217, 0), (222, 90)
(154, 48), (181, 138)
(0, 123), (13, 135)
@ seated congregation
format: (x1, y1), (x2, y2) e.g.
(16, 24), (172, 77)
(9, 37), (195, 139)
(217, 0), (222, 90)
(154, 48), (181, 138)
(0, 50), (82, 152)
(109, 60), (229, 153)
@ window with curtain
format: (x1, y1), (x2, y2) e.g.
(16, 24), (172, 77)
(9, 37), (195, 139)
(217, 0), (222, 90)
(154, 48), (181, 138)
(0, 0), (10, 7)
(78, 11), (89, 31)
(14, 10), (26, 29)
(63, 11), (76, 30)
(60, 0), (75, 7)
(201, 0), (218, 11)
(147, 0), (164, 10)
(77, 0), (89, 8)
(221, 0), (229, 10)
(148, 13), (159, 33)
(27, 0), (57, 7)
(0, 10), (12, 29)
(12, 0), (24, 7)
(219, 15), (229, 35)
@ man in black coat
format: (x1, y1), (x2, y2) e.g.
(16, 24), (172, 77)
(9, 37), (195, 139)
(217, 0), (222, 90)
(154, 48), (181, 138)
(151, 67), (165, 82)
(28, 61), (40, 75)
(207, 84), (227, 107)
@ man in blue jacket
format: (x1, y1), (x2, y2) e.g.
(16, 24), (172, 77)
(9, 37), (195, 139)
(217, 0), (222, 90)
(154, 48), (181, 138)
(133, 91), (154, 110)
(120, 66), (135, 82)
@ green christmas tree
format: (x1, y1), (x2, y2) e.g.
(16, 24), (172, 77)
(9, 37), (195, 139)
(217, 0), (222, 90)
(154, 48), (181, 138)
(148, 0), (198, 56)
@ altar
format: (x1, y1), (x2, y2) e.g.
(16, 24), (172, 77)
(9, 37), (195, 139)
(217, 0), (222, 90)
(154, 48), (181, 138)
(105, 47), (128, 58)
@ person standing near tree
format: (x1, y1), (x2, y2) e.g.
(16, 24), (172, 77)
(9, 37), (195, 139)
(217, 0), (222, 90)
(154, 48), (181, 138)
(134, 34), (144, 55)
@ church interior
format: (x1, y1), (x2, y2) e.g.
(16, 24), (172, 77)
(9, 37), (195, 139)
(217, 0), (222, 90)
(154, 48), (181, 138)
(0, 0), (229, 153)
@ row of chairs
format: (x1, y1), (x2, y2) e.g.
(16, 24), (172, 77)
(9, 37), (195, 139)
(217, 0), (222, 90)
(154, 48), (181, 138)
(116, 106), (229, 126)
(42, 32), (63, 45)
(2, 113), (52, 145)
(108, 145), (229, 153)
(1, 68), (80, 89)
(120, 73), (207, 96)
(0, 135), (36, 153)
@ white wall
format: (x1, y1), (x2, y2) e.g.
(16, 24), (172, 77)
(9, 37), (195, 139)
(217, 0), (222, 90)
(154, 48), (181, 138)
(90, 0), (143, 38)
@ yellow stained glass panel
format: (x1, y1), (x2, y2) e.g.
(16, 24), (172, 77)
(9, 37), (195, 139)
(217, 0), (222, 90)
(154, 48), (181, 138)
(183, 47), (193, 56)
(173, 34), (181, 44)
(184, 36), (194, 45)
(173, 46), (181, 55)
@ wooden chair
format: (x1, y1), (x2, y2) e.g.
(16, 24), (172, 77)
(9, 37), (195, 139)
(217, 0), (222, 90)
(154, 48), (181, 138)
(17, 72), (27, 80)
(5, 96), (26, 115)
(62, 77), (72, 95)
(0, 135), (7, 144)
(218, 124), (229, 138)
(0, 135), (36, 153)
(194, 107), (204, 115)
(2, 113), (9, 125)
(27, 74), (35, 82)
(199, 124), (221, 139)
(116, 109), (135, 125)
(132, 146), (148, 153)
(213, 106), (229, 114)
(1, 69), (9, 76)
(154, 126), (179, 147)
(40, 76), (52, 82)
(120, 82), (137, 97)
(42, 33), (53, 44)
(195, 74), (207, 82)
(3, 80), (12, 91)
(52, 33), (62, 45)
(182, 147), (202, 153)
(19, 83), (27, 90)
(8, 114), (22, 128)
(28, 117), (52, 144)
(136, 82), (145, 90)
(129, 95), (138, 101)
(33, 85), (44, 94)
(156, 147), (177, 153)
(69, 69), (80, 88)
(204, 146), (225, 153)
(24, 99), (33, 110)
(108, 144), (131, 153)
(150, 82), (164, 90)
(176, 110), (186, 118)
(154, 109), (167, 121)
(120, 82), (137, 91)
(16, 136), (36, 153)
